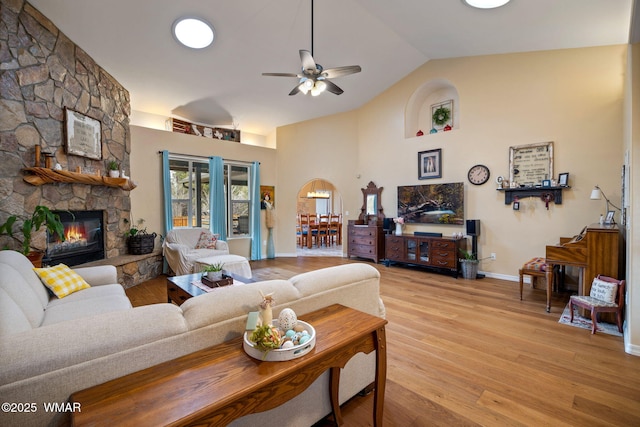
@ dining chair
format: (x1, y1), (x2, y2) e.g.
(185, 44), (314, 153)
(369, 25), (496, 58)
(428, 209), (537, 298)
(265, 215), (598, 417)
(297, 214), (310, 248)
(316, 216), (330, 247)
(328, 214), (341, 246)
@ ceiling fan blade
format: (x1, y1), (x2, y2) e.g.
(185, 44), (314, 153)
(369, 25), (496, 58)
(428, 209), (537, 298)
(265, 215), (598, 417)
(322, 65), (362, 79)
(288, 83), (304, 96)
(323, 79), (344, 95)
(299, 50), (317, 73)
(262, 72), (301, 77)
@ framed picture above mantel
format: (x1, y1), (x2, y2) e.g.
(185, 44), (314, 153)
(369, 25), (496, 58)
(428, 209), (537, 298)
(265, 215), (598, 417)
(64, 108), (102, 160)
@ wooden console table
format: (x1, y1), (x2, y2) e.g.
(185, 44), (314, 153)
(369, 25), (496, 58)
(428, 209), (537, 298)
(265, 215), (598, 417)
(70, 304), (387, 426)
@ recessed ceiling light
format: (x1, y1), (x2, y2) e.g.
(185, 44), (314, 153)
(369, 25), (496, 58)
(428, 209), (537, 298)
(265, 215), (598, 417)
(463, 0), (511, 9)
(172, 17), (214, 49)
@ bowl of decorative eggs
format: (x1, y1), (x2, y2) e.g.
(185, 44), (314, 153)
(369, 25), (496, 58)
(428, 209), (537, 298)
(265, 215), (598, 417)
(243, 308), (316, 361)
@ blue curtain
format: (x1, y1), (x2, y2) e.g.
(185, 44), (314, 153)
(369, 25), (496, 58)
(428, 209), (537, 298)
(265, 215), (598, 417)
(250, 161), (262, 260)
(210, 156), (227, 240)
(161, 150), (173, 234)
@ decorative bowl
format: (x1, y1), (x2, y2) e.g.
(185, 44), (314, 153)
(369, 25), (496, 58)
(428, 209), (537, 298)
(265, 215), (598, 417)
(243, 320), (316, 362)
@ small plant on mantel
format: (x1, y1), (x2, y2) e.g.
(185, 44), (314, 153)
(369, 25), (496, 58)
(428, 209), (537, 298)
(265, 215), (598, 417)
(0, 205), (66, 266)
(106, 159), (120, 178)
(124, 218), (157, 255)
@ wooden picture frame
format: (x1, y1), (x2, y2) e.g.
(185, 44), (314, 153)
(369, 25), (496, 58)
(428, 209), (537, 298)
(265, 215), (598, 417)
(418, 149), (442, 180)
(65, 108), (102, 160)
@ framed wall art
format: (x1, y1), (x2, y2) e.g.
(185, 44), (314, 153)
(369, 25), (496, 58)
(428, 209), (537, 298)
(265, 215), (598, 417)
(260, 185), (275, 209)
(65, 108), (102, 160)
(431, 100), (453, 132)
(558, 172), (569, 187)
(418, 149), (442, 180)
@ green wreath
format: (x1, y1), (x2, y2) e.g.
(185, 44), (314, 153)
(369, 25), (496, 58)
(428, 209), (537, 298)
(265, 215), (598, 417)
(432, 106), (451, 126)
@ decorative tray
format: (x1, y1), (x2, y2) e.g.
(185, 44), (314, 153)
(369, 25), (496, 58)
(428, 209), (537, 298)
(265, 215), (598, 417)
(201, 274), (234, 288)
(243, 320), (316, 362)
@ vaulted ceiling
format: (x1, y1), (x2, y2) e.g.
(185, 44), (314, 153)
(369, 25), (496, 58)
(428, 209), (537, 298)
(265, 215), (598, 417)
(29, 0), (638, 136)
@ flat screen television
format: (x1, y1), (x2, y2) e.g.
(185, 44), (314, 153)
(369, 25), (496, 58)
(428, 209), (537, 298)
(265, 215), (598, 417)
(397, 182), (464, 225)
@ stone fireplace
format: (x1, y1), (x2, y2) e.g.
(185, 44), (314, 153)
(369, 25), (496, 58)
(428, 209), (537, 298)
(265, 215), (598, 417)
(1, 3), (161, 287)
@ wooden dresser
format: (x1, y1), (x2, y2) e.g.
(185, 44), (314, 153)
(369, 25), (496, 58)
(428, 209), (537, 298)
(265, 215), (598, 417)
(347, 221), (385, 263)
(385, 234), (462, 277)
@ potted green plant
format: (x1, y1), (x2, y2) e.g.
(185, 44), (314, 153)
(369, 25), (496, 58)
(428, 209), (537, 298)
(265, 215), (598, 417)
(459, 248), (479, 280)
(202, 262), (225, 281)
(124, 218), (157, 255)
(106, 159), (120, 178)
(0, 205), (66, 266)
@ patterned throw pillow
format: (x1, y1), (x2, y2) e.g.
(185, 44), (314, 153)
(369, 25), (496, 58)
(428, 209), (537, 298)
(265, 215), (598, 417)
(589, 277), (618, 304)
(34, 264), (91, 298)
(195, 231), (218, 249)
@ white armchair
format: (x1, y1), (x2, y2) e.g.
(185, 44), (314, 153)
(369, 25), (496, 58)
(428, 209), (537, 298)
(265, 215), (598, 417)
(162, 228), (229, 275)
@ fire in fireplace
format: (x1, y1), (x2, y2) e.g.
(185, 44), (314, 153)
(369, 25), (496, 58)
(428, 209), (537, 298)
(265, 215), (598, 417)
(45, 210), (105, 267)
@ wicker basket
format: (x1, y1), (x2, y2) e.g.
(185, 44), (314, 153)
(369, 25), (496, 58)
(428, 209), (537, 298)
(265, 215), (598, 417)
(127, 233), (156, 255)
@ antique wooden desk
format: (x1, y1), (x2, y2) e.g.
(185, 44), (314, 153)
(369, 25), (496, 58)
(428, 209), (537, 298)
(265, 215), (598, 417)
(70, 304), (387, 426)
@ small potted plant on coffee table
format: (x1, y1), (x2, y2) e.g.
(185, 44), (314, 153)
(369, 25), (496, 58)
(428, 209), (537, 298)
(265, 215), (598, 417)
(202, 262), (225, 281)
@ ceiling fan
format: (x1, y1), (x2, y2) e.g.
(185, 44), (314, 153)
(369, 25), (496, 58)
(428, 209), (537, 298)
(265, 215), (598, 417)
(262, 0), (361, 96)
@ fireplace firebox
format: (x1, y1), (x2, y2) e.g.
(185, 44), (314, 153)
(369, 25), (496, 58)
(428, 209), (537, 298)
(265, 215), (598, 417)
(45, 210), (105, 267)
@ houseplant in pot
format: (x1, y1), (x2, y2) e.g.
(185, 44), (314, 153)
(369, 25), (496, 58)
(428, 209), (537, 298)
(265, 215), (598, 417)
(202, 262), (225, 281)
(106, 159), (120, 178)
(459, 248), (479, 280)
(124, 218), (157, 255)
(0, 205), (66, 266)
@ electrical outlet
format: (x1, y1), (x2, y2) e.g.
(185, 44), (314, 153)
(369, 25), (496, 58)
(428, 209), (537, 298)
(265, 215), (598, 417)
(490, 252), (496, 260)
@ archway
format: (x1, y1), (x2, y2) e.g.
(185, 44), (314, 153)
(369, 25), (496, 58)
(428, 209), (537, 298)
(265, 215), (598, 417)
(296, 179), (343, 256)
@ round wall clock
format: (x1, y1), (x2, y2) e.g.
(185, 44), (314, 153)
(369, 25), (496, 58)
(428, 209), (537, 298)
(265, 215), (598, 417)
(468, 164), (490, 185)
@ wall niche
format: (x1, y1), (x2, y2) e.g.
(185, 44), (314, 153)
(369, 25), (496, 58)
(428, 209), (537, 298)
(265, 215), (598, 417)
(404, 79), (460, 139)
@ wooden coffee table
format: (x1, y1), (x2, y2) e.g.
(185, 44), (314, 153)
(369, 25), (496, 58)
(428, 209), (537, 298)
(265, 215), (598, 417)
(70, 304), (387, 426)
(166, 272), (253, 304)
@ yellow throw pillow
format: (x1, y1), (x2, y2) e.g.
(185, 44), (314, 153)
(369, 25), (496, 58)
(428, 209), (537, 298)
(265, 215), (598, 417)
(34, 264), (91, 298)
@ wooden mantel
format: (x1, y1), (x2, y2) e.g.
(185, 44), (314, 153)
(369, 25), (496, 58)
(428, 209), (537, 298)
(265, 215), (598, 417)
(22, 167), (137, 190)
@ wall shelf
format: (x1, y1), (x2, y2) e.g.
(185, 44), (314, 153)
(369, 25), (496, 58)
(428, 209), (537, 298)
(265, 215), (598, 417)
(22, 167), (137, 190)
(497, 186), (570, 205)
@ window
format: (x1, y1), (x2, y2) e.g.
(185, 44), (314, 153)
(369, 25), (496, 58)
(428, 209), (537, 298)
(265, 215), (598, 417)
(167, 155), (253, 237)
(226, 163), (251, 236)
(168, 157), (210, 228)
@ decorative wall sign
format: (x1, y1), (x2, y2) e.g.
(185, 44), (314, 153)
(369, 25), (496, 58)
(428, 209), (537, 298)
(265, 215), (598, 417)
(170, 118), (241, 142)
(65, 108), (102, 160)
(509, 141), (553, 186)
(418, 149), (442, 180)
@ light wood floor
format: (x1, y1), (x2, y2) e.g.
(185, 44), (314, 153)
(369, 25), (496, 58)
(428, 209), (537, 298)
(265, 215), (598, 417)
(126, 257), (640, 426)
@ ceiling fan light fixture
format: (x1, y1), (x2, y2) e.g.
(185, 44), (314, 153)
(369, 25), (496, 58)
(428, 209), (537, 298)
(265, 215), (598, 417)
(172, 17), (215, 49)
(311, 80), (326, 96)
(463, 0), (511, 9)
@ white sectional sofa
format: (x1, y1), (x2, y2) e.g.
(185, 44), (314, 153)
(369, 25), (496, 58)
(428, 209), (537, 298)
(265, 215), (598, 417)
(0, 250), (384, 427)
